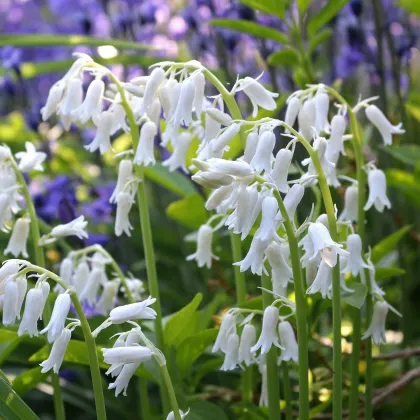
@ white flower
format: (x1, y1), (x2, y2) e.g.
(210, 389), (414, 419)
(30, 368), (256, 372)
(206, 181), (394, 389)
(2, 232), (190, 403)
(71, 79), (105, 124)
(134, 121), (157, 167)
(0, 192), (13, 231)
(105, 334), (127, 378)
(314, 87), (330, 133)
(97, 280), (120, 314)
(234, 237), (269, 276)
(284, 96), (300, 133)
(102, 345), (153, 366)
(204, 109), (222, 143)
(341, 234), (369, 276)
(198, 158), (255, 179)
(212, 312), (236, 353)
(18, 287), (45, 337)
(338, 184), (358, 221)
(115, 192), (134, 237)
(85, 110), (113, 154)
(205, 185), (233, 211)
(59, 257), (73, 287)
(278, 321), (298, 362)
(0, 145), (11, 163)
(39, 281), (51, 320)
(0, 261), (20, 287)
(272, 149), (293, 193)
(306, 260), (333, 299)
(40, 329), (72, 374)
(192, 171), (234, 189)
(238, 324), (256, 366)
(259, 362), (268, 407)
(120, 278), (145, 302)
(366, 105), (405, 146)
(206, 108), (232, 126)
(225, 186), (258, 235)
(79, 263), (107, 305)
(2, 280), (19, 326)
(250, 131), (275, 175)
(109, 296), (157, 324)
(237, 77), (279, 117)
(298, 98), (316, 141)
(41, 81), (65, 121)
(362, 301), (389, 344)
(251, 306), (282, 354)
(5, 217), (30, 257)
(142, 68), (166, 114)
(48, 216), (88, 242)
(186, 225), (218, 269)
(15, 142), (46, 172)
(57, 78), (83, 130)
(254, 196), (280, 243)
(110, 160), (135, 203)
(41, 292), (71, 343)
(364, 169), (391, 212)
(159, 79), (178, 120)
(211, 123), (241, 154)
(266, 242), (293, 294)
(108, 362), (139, 396)
(163, 132), (193, 173)
(326, 114), (347, 162)
(366, 259), (385, 297)
(277, 184), (305, 222)
(170, 80), (196, 127)
(241, 190), (268, 240)
(15, 275), (27, 320)
(220, 333), (240, 371)
(73, 260), (90, 295)
(166, 410), (189, 420)
(193, 72), (205, 117)
(243, 131), (259, 163)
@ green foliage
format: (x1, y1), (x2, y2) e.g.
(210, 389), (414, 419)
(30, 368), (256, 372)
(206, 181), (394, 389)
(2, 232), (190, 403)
(268, 48), (300, 67)
(308, 0), (351, 36)
(381, 145), (420, 167)
(12, 367), (46, 395)
(308, 29), (333, 55)
(166, 193), (208, 229)
(371, 225), (412, 264)
(238, 0), (286, 19)
(188, 401), (230, 420)
(386, 169), (420, 207)
(375, 267), (406, 280)
(341, 283), (367, 309)
(297, 0), (311, 14)
(399, 0), (420, 14)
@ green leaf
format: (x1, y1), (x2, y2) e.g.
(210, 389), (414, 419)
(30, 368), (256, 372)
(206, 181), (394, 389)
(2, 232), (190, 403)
(380, 145), (420, 167)
(309, 28), (333, 55)
(143, 163), (196, 197)
(341, 283), (367, 309)
(375, 267), (406, 281)
(267, 48), (300, 67)
(12, 367), (46, 395)
(308, 0), (351, 36)
(176, 329), (218, 376)
(0, 376), (39, 420)
(166, 193), (208, 229)
(0, 329), (18, 344)
(399, 0), (420, 15)
(371, 225), (412, 264)
(163, 293), (203, 348)
(199, 293), (227, 330)
(210, 19), (289, 44)
(188, 401), (229, 420)
(386, 169), (420, 207)
(406, 103), (420, 122)
(239, 296), (263, 310)
(0, 34), (153, 50)
(297, 0), (311, 14)
(238, 0), (286, 20)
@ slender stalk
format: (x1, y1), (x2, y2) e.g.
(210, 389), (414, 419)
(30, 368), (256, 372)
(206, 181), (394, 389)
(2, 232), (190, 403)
(138, 377), (151, 420)
(160, 365), (182, 420)
(282, 363), (293, 420)
(348, 307), (361, 420)
(261, 273), (281, 420)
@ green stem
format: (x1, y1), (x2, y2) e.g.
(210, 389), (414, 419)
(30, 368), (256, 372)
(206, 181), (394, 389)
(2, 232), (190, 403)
(160, 365), (182, 420)
(282, 363), (293, 420)
(138, 377), (151, 420)
(348, 308), (361, 420)
(51, 374), (65, 420)
(261, 273), (281, 420)
(365, 301), (373, 420)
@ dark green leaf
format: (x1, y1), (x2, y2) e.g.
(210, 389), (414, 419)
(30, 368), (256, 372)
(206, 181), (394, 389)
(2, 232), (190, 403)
(210, 19), (289, 44)
(166, 193), (208, 229)
(199, 293), (228, 330)
(239, 296), (263, 310)
(371, 225), (412, 264)
(267, 48), (300, 67)
(308, 28), (333, 55)
(341, 283), (367, 309)
(175, 329), (218, 376)
(144, 163), (196, 197)
(163, 293), (203, 348)
(386, 169), (420, 207)
(12, 367), (46, 395)
(238, 0), (286, 20)
(399, 0), (420, 14)
(188, 401), (230, 420)
(297, 0), (311, 14)
(0, 376), (39, 420)
(0, 329), (18, 344)
(0, 34), (153, 50)
(380, 145), (420, 167)
(375, 267), (406, 281)
(308, 0), (351, 36)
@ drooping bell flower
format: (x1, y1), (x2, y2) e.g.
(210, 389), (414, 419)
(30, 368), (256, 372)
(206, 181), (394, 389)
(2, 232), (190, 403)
(265, 242), (293, 294)
(250, 131), (275, 175)
(163, 132), (193, 173)
(41, 81), (65, 121)
(254, 196), (280, 243)
(284, 95), (300, 133)
(2, 280), (18, 326)
(40, 292), (71, 343)
(277, 184), (305, 222)
(243, 130), (259, 163)
(193, 72), (205, 117)
(97, 280), (120, 315)
(40, 328), (72, 374)
(341, 234), (369, 276)
(4, 217), (30, 257)
(212, 312), (236, 353)
(71, 79), (105, 124)
(238, 324), (257, 366)
(272, 149), (293, 193)
(314, 87), (329, 133)
(186, 224), (218, 269)
(362, 301), (389, 344)
(250, 306), (282, 354)
(115, 192), (134, 237)
(18, 286), (45, 337)
(110, 160), (135, 204)
(58, 78), (83, 130)
(338, 184), (358, 222)
(306, 260), (333, 299)
(48, 216), (88, 243)
(298, 98), (316, 141)
(109, 296), (157, 324)
(142, 67), (166, 114)
(278, 321), (298, 362)
(364, 169), (391, 212)
(85, 110), (114, 154)
(134, 121), (157, 167)
(170, 79), (196, 127)
(326, 114), (347, 162)
(220, 333), (240, 371)
(366, 105), (404, 146)
(234, 236), (270, 276)
(211, 123), (241, 154)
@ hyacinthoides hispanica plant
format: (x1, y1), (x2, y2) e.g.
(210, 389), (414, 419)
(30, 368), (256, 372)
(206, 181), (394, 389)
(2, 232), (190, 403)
(0, 52), (405, 419)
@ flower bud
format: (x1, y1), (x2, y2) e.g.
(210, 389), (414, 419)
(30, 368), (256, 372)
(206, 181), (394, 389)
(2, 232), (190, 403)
(211, 123), (241, 153)
(41, 293), (71, 343)
(110, 160), (134, 203)
(366, 105), (404, 146)
(115, 192), (134, 237)
(314, 87), (329, 133)
(142, 68), (166, 113)
(326, 114), (347, 162)
(102, 345), (153, 365)
(2, 280), (18, 325)
(250, 131), (275, 175)
(284, 96), (300, 133)
(109, 296), (157, 324)
(193, 72), (206, 117)
(338, 184), (358, 222)
(206, 108), (233, 126)
(272, 149), (292, 193)
(243, 131), (259, 163)
(298, 98), (316, 141)
(277, 184), (305, 222)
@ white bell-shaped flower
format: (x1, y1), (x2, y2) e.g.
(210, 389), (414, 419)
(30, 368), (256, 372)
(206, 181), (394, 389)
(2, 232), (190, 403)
(40, 328), (72, 374)
(41, 81), (65, 121)
(166, 410), (189, 420)
(364, 169), (391, 212)
(212, 312), (236, 353)
(59, 257), (73, 287)
(278, 321), (298, 362)
(306, 257), (320, 286)
(142, 68), (166, 113)
(39, 281), (51, 320)
(105, 334), (127, 378)
(49, 216), (88, 242)
(192, 171), (234, 189)
(110, 160), (135, 204)
(254, 196), (280, 243)
(211, 123), (241, 154)
(0, 261), (19, 287)
(2, 280), (19, 325)
(306, 260), (333, 299)
(193, 72), (205, 117)
(298, 98), (316, 141)
(109, 296), (157, 324)
(73, 260), (90, 296)
(102, 345), (153, 366)
(15, 142), (46, 172)
(220, 333), (240, 371)
(18, 287), (45, 337)
(366, 105), (405, 146)
(259, 362), (268, 407)
(97, 280), (120, 314)
(206, 108), (232, 126)
(234, 237), (270, 276)
(362, 301), (389, 344)
(241, 189), (268, 240)
(0, 192), (13, 230)
(226, 186), (258, 235)
(57, 78), (83, 130)
(266, 242), (293, 294)
(163, 132), (193, 173)
(341, 234), (369, 276)
(5, 217), (30, 257)
(238, 324), (257, 366)
(284, 96), (300, 133)
(251, 306), (282, 354)
(338, 184), (358, 221)
(15, 275), (27, 320)
(71, 79), (104, 124)
(159, 79), (178, 119)
(314, 87), (329, 133)
(204, 109), (222, 143)
(108, 362), (139, 396)
(205, 184), (233, 211)
(109, 102), (129, 135)
(134, 121), (157, 166)
(198, 158), (255, 179)
(272, 149), (293, 193)
(170, 80), (196, 127)
(277, 184), (305, 222)
(40, 292), (71, 343)
(250, 131), (275, 175)
(326, 114), (347, 162)
(115, 192), (134, 237)
(85, 110), (113, 154)
(237, 77), (279, 117)
(186, 224), (218, 269)
(243, 131), (259, 163)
